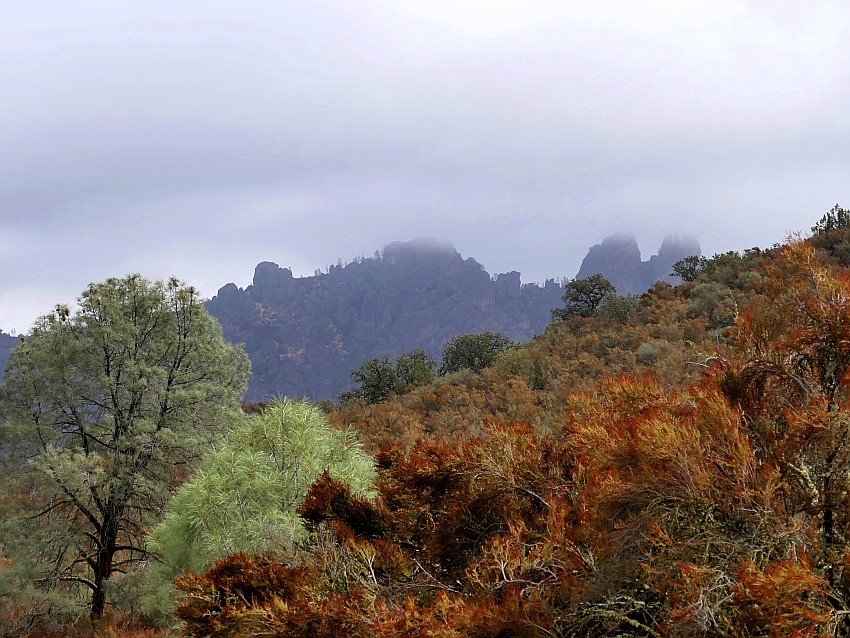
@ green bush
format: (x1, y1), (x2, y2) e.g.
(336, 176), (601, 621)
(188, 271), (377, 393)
(144, 400), (375, 615)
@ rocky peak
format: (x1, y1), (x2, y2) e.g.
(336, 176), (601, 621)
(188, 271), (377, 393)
(577, 233), (701, 294)
(494, 271), (522, 298)
(206, 239), (564, 401)
(658, 235), (701, 261)
(252, 261), (293, 289)
(577, 233), (645, 294)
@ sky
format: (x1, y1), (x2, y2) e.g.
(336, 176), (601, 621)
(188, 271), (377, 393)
(1, 1), (848, 334)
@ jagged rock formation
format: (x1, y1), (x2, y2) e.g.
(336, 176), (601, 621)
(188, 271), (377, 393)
(206, 239), (564, 402)
(576, 233), (701, 294)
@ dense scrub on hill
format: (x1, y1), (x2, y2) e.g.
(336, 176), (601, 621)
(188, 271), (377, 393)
(171, 233), (850, 638)
(1, 210), (849, 637)
(328, 252), (762, 453)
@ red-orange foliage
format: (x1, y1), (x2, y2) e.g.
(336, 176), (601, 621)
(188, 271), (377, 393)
(734, 553), (831, 637)
(299, 470), (390, 539)
(174, 553), (314, 638)
(719, 240), (850, 612)
(169, 235), (850, 637)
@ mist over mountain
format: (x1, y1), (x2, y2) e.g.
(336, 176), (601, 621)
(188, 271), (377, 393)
(577, 233), (701, 294)
(206, 238), (565, 402)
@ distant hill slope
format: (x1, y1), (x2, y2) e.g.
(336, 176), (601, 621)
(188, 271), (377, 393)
(577, 233), (701, 294)
(0, 331), (19, 378)
(206, 239), (565, 402)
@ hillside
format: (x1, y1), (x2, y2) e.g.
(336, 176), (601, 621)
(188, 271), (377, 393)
(183, 225), (850, 637)
(2, 211), (849, 637)
(207, 235), (701, 402)
(330, 245), (755, 452)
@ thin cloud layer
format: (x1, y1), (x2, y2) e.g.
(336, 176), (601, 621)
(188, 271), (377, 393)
(1, 1), (848, 332)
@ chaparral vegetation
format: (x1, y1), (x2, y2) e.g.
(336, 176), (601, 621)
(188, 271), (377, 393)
(1, 207), (849, 637)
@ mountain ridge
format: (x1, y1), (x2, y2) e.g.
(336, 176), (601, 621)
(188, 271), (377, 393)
(206, 234), (700, 401)
(0, 235), (700, 399)
(576, 232), (701, 294)
(206, 238), (565, 401)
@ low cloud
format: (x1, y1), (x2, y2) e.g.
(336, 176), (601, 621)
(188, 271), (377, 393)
(1, 1), (848, 332)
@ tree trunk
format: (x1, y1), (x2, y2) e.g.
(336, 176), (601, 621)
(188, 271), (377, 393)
(89, 510), (120, 619)
(90, 586), (107, 620)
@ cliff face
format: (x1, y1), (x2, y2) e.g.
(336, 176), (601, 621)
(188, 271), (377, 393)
(576, 233), (701, 294)
(206, 239), (563, 402)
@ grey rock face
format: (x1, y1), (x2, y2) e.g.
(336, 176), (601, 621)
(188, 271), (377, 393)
(206, 239), (564, 402)
(577, 233), (701, 294)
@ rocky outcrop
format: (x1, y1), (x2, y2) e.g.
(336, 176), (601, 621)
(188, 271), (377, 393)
(206, 238), (564, 402)
(577, 233), (701, 294)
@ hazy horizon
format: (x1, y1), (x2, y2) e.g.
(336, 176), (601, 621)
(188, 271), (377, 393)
(0, 226), (795, 335)
(2, 1), (848, 334)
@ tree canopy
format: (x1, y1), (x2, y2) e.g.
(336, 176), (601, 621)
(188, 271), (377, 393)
(551, 273), (616, 320)
(812, 203), (849, 235)
(438, 331), (513, 375)
(0, 275), (250, 622)
(340, 348), (437, 404)
(670, 255), (709, 282)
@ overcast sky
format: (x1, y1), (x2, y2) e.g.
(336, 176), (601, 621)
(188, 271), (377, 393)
(1, 1), (848, 333)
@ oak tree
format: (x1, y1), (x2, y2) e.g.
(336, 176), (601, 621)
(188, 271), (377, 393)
(551, 273), (615, 320)
(439, 332), (513, 375)
(671, 255), (709, 282)
(340, 348), (437, 405)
